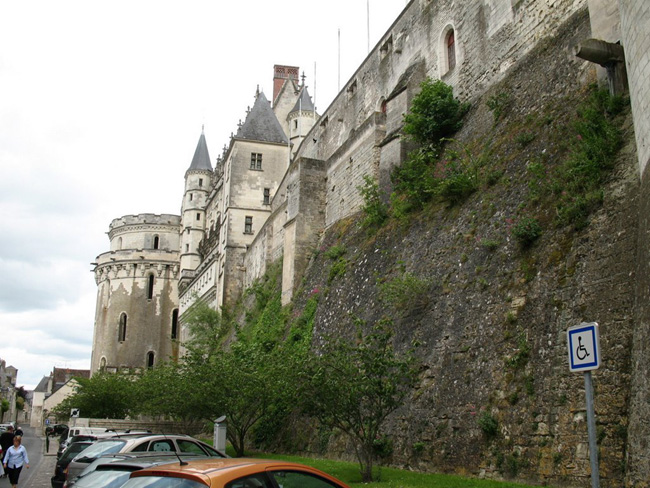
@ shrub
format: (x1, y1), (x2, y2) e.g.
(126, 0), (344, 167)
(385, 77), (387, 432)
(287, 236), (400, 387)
(553, 88), (625, 228)
(511, 216), (542, 247)
(402, 78), (468, 148)
(358, 175), (389, 230)
(324, 244), (346, 260)
(478, 411), (499, 439)
(378, 272), (432, 310)
(486, 92), (510, 122)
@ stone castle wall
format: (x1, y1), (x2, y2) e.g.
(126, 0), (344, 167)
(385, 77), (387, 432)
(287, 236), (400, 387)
(244, 0), (593, 300)
(624, 1), (650, 485)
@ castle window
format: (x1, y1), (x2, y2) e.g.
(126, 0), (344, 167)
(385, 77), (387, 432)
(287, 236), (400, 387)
(189, 193), (193, 201)
(199, 178), (203, 187)
(447, 30), (456, 71)
(147, 351), (155, 368)
(171, 309), (179, 339)
(293, 120), (298, 130)
(100, 357), (107, 371)
(263, 188), (270, 205)
(186, 244), (189, 252)
(117, 237), (123, 250)
(250, 153), (263, 170)
(196, 213), (201, 221)
(147, 274), (154, 300)
(153, 235), (160, 249)
(118, 313), (127, 342)
(244, 216), (253, 234)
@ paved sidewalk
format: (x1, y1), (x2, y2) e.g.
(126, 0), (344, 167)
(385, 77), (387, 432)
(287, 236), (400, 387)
(20, 432), (58, 488)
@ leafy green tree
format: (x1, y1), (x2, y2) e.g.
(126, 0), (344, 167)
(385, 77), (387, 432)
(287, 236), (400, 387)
(402, 78), (467, 149)
(52, 373), (135, 419)
(133, 362), (196, 422)
(175, 299), (298, 457)
(302, 321), (418, 482)
(1, 399), (9, 420)
(183, 299), (229, 359)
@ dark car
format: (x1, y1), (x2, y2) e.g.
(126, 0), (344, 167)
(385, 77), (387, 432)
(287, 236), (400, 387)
(47, 424), (69, 437)
(51, 441), (94, 488)
(57, 435), (103, 458)
(64, 452), (208, 488)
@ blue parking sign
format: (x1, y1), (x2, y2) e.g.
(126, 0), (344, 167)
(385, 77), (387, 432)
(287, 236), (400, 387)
(567, 322), (600, 372)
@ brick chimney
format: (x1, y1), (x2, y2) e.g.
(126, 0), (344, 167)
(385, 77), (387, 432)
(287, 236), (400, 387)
(273, 64), (299, 104)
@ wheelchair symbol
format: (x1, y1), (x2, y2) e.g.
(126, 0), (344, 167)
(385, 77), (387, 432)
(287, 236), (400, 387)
(576, 336), (590, 361)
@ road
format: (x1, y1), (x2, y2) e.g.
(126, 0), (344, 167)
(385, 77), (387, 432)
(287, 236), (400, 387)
(1, 424), (57, 488)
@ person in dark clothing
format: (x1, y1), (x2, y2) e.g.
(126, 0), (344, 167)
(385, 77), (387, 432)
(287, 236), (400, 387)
(13, 426), (22, 437)
(0, 427), (15, 478)
(0, 426), (14, 454)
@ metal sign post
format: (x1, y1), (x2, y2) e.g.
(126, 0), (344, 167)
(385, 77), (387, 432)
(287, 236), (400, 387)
(567, 322), (601, 488)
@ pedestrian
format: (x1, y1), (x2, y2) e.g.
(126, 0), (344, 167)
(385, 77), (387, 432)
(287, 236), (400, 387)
(13, 426), (22, 437)
(0, 426), (14, 478)
(3, 435), (29, 488)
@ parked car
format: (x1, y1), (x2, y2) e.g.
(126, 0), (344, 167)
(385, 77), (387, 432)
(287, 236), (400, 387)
(59, 430), (151, 456)
(51, 441), (94, 488)
(122, 458), (351, 488)
(64, 453), (208, 488)
(65, 434), (226, 483)
(47, 424), (69, 437)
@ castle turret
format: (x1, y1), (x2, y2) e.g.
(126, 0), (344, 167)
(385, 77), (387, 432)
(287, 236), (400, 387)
(287, 84), (317, 157)
(91, 214), (181, 374)
(179, 129), (213, 288)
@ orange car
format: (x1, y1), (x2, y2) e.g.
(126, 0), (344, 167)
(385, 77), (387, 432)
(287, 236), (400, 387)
(121, 457), (351, 488)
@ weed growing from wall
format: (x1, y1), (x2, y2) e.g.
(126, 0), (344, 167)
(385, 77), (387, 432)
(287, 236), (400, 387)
(358, 174), (389, 231)
(378, 272), (432, 310)
(486, 92), (511, 122)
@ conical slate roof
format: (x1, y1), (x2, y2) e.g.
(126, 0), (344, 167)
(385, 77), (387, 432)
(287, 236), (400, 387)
(289, 86), (315, 114)
(188, 131), (212, 171)
(237, 92), (288, 144)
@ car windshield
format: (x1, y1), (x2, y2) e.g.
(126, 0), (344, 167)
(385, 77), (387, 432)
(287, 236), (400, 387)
(122, 476), (206, 488)
(60, 443), (91, 462)
(74, 440), (127, 461)
(73, 469), (135, 488)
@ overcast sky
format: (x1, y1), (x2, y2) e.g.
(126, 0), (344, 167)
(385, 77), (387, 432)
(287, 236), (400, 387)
(0, 1), (407, 389)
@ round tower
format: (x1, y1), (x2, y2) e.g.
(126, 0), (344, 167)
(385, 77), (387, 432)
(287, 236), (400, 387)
(287, 85), (317, 158)
(91, 214), (181, 374)
(179, 129), (213, 288)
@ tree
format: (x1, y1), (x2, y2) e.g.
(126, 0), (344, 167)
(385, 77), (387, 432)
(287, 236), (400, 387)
(52, 373), (135, 419)
(122, 296), (294, 456)
(302, 320), (418, 482)
(1, 399), (9, 420)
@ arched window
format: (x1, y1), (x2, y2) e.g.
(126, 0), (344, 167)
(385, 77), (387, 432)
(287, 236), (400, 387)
(446, 29), (456, 71)
(153, 235), (160, 249)
(147, 274), (155, 300)
(100, 357), (107, 371)
(118, 313), (127, 342)
(147, 351), (155, 368)
(171, 309), (179, 340)
(117, 237), (123, 250)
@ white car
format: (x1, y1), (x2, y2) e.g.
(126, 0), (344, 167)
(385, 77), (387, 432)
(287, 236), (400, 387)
(65, 434), (225, 482)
